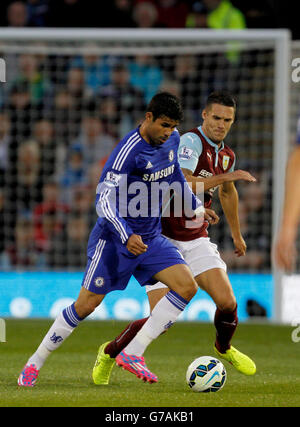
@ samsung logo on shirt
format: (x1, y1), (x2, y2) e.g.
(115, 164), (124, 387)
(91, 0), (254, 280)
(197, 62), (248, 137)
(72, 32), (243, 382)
(142, 165), (175, 182)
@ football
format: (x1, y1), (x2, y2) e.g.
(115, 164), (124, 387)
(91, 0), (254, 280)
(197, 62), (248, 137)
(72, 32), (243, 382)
(186, 356), (226, 392)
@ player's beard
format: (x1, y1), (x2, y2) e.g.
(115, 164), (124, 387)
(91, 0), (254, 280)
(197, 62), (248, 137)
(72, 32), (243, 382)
(149, 137), (164, 146)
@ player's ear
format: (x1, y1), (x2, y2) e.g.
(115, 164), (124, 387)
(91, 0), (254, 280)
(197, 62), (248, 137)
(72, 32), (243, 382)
(145, 111), (154, 122)
(201, 109), (207, 120)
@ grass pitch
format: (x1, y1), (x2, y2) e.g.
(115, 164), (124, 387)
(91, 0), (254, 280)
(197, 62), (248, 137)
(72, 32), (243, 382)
(1, 319), (300, 407)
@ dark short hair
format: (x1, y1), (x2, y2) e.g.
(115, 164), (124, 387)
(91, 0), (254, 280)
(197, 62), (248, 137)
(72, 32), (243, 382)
(205, 91), (237, 111)
(146, 91), (184, 122)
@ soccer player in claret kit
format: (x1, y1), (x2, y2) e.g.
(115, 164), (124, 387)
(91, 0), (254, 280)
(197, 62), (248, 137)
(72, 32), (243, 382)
(92, 91), (257, 386)
(18, 92), (206, 387)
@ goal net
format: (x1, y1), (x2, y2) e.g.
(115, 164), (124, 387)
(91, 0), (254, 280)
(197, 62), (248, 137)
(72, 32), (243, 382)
(0, 29), (289, 287)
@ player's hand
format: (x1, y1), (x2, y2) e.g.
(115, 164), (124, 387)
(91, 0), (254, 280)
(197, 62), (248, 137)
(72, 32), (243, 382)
(227, 170), (257, 183)
(273, 230), (297, 272)
(126, 234), (148, 256)
(204, 208), (219, 225)
(233, 235), (247, 257)
(190, 205), (205, 228)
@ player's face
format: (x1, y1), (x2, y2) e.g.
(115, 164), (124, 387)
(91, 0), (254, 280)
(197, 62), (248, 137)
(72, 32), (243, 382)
(144, 113), (179, 146)
(201, 103), (235, 144)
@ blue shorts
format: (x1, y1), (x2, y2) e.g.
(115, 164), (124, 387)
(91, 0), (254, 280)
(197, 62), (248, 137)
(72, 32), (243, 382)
(81, 230), (186, 295)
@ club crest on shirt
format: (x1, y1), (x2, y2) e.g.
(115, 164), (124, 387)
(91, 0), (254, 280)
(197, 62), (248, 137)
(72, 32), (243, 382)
(222, 155), (230, 171)
(94, 277), (105, 288)
(169, 149), (174, 162)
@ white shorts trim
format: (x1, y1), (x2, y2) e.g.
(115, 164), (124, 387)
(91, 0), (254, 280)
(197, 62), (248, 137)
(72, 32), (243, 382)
(145, 236), (226, 293)
(83, 239), (106, 290)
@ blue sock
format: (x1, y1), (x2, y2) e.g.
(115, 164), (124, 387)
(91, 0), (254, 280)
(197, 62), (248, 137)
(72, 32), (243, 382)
(62, 303), (84, 328)
(29, 303), (84, 369)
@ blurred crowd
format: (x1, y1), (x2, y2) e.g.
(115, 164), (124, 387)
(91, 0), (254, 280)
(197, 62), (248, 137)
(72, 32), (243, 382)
(0, 0), (284, 34)
(0, 0), (275, 271)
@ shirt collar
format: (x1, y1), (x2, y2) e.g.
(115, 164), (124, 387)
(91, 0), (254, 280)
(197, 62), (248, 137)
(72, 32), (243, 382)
(199, 126), (224, 152)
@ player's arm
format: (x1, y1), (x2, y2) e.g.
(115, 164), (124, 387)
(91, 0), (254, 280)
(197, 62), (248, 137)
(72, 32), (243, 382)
(278, 145), (300, 238)
(178, 133), (227, 192)
(274, 145), (300, 270)
(182, 167), (256, 193)
(204, 208), (219, 225)
(178, 133), (255, 193)
(218, 180), (246, 257)
(96, 174), (148, 255)
(96, 173), (134, 245)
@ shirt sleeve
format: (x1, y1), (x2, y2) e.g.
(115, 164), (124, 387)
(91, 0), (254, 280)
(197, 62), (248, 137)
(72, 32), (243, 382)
(178, 132), (203, 173)
(171, 161), (203, 213)
(95, 148), (136, 245)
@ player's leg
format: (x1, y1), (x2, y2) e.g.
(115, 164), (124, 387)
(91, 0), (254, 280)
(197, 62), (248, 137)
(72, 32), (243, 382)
(104, 286), (169, 358)
(177, 237), (237, 350)
(18, 288), (105, 387)
(140, 271), (235, 356)
(195, 267), (237, 353)
(115, 235), (198, 382)
(195, 268), (256, 375)
(93, 317), (149, 385)
(116, 263), (197, 382)
(93, 285), (168, 385)
(171, 236), (256, 375)
(123, 263), (197, 355)
(93, 283), (168, 385)
(147, 286), (169, 312)
(19, 233), (129, 386)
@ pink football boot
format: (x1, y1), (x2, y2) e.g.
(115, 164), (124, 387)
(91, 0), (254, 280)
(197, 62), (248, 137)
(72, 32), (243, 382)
(18, 364), (39, 387)
(116, 351), (158, 383)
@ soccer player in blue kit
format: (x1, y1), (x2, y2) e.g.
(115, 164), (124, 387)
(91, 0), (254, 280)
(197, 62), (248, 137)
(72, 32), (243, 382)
(18, 92), (204, 386)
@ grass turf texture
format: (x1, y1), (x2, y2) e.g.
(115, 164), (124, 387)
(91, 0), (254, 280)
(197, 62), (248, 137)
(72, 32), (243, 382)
(1, 319), (300, 407)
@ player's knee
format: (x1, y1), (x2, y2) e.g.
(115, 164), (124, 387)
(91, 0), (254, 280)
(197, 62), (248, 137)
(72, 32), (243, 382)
(75, 295), (101, 318)
(218, 296), (237, 313)
(179, 279), (198, 301)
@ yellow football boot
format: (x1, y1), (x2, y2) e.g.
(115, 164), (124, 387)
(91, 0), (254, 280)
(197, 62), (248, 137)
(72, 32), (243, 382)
(214, 345), (256, 376)
(92, 342), (115, 385)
